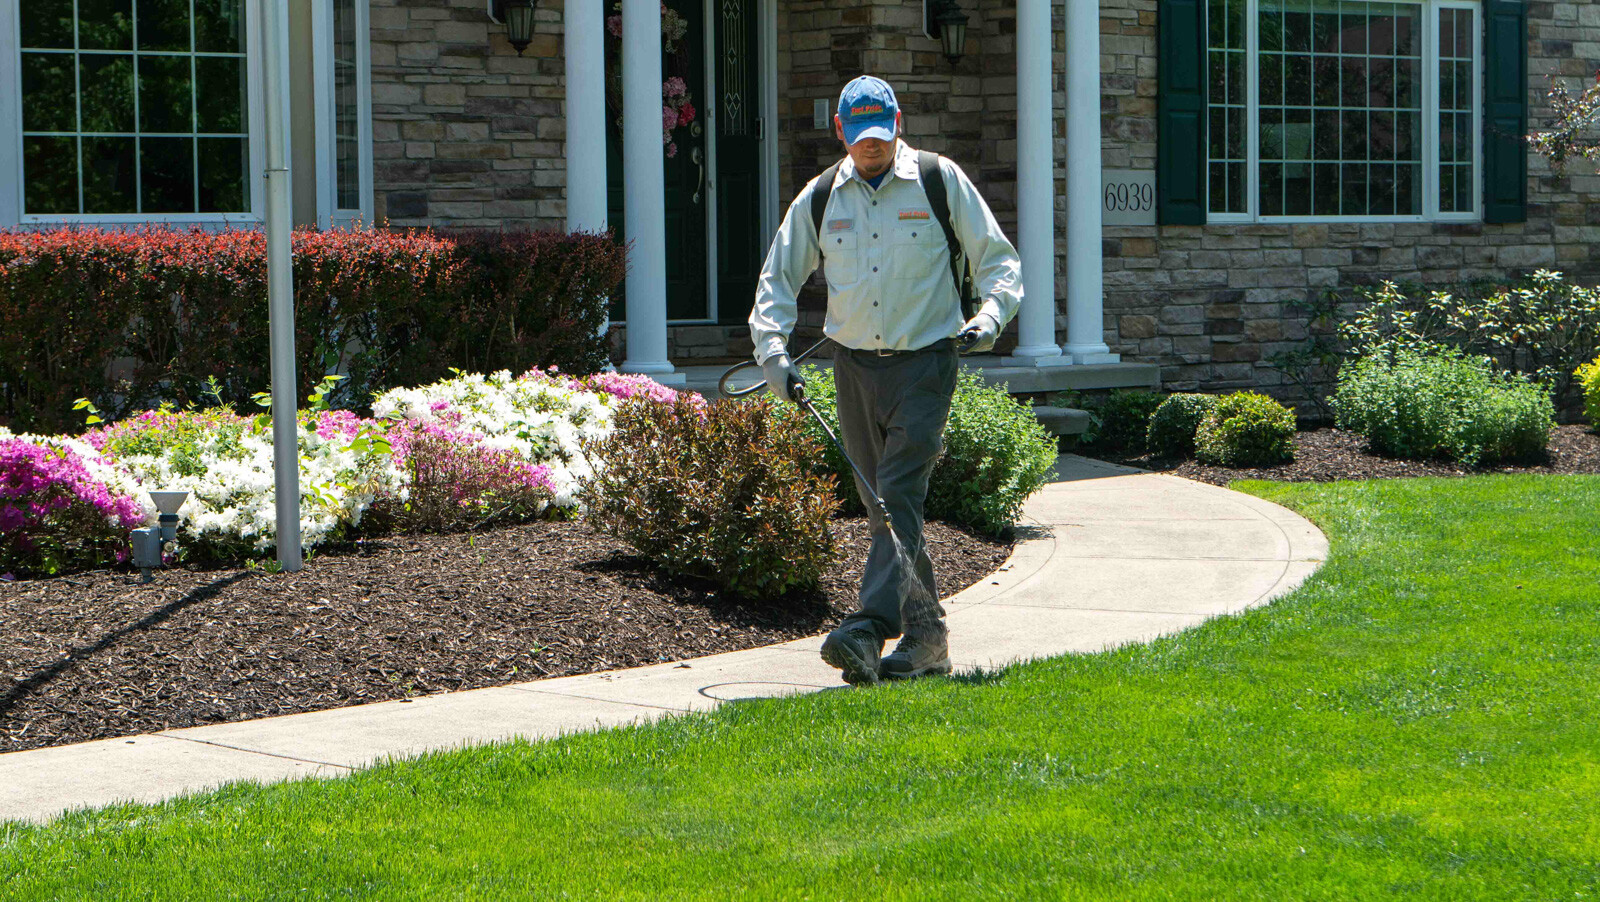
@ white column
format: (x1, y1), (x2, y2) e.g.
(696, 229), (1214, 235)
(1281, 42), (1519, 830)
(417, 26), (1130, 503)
(619, 0), (681, 382)
(565, 0), (607, 233)
(1007, 0), (1069, 366)
(565, 0), (613, 357)
(1063, 0), (1118, 364)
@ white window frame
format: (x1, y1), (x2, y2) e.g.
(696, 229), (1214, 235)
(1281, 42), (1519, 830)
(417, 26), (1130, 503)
(0, 0), (267, 227)
(1207, 0), (1483, 225)
(312, 0), (372, 229)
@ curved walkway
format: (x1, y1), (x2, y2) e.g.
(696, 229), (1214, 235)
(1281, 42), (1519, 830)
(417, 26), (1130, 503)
(0, 456), (1327, 824)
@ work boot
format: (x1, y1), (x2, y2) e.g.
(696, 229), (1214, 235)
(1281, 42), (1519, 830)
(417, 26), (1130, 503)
(881, 625), (951, 680)
(820, 626), (883, 685)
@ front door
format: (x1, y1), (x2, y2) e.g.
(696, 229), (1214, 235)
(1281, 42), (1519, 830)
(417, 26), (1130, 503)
(713, 0), (763, 325)
(605, 0), (708, 322)
(604, 0), (763, 325)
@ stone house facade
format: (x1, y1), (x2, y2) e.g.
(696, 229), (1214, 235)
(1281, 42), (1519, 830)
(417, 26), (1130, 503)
(1, 0), (1591, 403)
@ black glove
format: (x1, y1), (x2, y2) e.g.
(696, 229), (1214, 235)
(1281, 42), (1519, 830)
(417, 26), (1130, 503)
(761, 353), (803, 402)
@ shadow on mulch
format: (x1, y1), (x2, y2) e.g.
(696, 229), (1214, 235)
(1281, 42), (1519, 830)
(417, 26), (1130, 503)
(1087, 424), (1600, 487)
(0, 517), (1012, 754)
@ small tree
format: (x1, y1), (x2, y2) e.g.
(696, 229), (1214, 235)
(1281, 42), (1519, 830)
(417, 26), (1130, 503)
(1528, 72), (1600, 172)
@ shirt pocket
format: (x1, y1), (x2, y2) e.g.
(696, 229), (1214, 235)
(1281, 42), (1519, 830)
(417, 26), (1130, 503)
(890, 222), (945, 282)
(823, 232), (859, 286)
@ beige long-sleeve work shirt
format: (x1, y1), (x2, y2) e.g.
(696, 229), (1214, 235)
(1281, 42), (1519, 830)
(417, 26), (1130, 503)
(749, 140), (1023, 364)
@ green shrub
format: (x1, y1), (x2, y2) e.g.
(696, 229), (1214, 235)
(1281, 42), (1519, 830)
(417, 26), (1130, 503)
(797, 366), (1056, 537)
(1082, 389), (1165, 454)
(578, 395), (839, 599)
(1333, 350), (1555, 465)
(1578, 355), (1600, 428)
(1145, 393), (1217, 458)
(1195, 392), (1297, 467)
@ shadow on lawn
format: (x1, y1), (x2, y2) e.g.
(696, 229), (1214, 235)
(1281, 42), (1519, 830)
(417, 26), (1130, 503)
(0, 572), (251, 720)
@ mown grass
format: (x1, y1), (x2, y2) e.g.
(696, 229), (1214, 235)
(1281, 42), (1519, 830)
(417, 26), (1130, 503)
(2, 475), (1597, 900)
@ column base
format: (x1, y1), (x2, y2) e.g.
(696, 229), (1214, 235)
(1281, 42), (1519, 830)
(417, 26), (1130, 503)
(1002, 345), (1076, 368)
(619, 362), (685, 386)
(1064, 344), (1121, 365)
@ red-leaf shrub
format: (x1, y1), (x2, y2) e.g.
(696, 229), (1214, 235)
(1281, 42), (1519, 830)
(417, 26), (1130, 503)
(0, 226), (625, 432)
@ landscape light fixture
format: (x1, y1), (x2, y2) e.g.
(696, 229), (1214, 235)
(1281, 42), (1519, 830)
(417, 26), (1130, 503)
(489, 0), (537, 56)
(923, 0), (969, 66)
(132, 490), (190, 583)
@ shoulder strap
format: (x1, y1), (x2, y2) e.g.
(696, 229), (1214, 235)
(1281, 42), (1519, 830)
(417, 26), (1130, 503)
(918, 150), (977, 317)
(809, 161), (843, 246)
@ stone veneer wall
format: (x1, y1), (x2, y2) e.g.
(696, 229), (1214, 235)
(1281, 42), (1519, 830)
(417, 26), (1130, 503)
(367, 0), (568, 228)
(1098, 0), (1600, 403)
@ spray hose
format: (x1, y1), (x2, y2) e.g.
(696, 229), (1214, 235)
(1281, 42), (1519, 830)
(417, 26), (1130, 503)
(717, 330), (983, 536)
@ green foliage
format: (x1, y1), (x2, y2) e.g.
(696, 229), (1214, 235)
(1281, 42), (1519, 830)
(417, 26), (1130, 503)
(1333, 349), (1555, 466)
(578, 395), (839, 599)
(1079, 389), (1165, 454)
(1145, 393), (1218, 459)
(1195, 391), (1297, 468)
(1577, 355), (1600, 428)
(798, 366), (1057, 537)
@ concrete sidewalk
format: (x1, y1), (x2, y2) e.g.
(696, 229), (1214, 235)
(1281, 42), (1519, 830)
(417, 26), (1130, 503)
(0, 456), (1328, 824)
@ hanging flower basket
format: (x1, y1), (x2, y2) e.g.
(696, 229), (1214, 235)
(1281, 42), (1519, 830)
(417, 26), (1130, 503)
(605, 3), (698, 158)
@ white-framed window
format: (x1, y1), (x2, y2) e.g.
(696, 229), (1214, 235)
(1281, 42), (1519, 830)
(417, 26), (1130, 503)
(312, 0), (371, 228)
(0, 0), (266, 225)
(1206, 0), (1481, 224)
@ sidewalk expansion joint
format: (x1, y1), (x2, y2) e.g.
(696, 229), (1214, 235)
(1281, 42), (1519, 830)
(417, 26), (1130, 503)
(154, 733), (353, 771)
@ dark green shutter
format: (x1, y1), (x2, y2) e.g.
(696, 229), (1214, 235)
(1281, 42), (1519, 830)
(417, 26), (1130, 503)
(1157, 0), (1208, 225)
(1482, 0), (1528, 224)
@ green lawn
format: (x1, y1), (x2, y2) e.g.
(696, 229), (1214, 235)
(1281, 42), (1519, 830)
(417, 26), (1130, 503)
(3, 475), (1598, 900)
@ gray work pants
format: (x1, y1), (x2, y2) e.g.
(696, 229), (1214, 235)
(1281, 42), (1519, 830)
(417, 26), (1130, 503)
(832, 339), (958, 641)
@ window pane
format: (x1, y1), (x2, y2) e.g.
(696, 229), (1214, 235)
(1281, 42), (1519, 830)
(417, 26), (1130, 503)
(1227, 51), (1246, 105)
(1395, 57), (1418, 108)
(1400, 163), (1421, 215)
(1454, 112), (1472, 161)
(198, 137), (248, 211)
(1369, 58), (1392, 108)
(1312, 4), (1338, 53)
(1285, 107), (1311, 159)
(1342, 57), (1367, 107)
(140, 136), (196, 212)
(1313, 162), (1340, 215)
(196, 56), (247, 133)
(1342, 110), (1367, 160)
(1284, 10), (1310, 52)
(1286, 54), (1311, 106)
(1261, 10), (1283, 52)
(1341, 163), (1368, 215)
(79, 54), (135, 132)
(82, 136), (137, 212)
(1370, 111), (1395, 159)
(1439, 166), (1456, 211)
(20, 0), (75, 48)
(1228, 107), (1246, 159)
(138, 0), (191, 51)
(1340, 10), (1366, 53)
(22, 53), (76, 132)
(139, 55), (193, 133)
(1369, 163), (1395, 215)
(22, 136), (78, 213)
(1210, 162), (1228, 212)
(1227, 162), (1245, 211)
(1454, 164), (1471, 212)
(1285, 163), (1311, 214)
(337, 137), (360, 210)
(195, 0), (247, 53)
(78, 0), (133, 50)
(1261, 53), (1283, 106)
(1209, 107), (1226, 160)
(1261, 163), (1284, 216)
(1261, 107), (1284, 160)
(1454, 10), (1472, 58)
(1314, 55), (1338, 106)
(1314, 109), (1339, 158)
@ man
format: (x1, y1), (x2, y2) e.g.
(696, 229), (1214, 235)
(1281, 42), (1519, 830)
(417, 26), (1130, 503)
(748, 75), (1023, 685)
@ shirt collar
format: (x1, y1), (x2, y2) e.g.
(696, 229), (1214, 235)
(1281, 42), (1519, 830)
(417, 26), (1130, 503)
(835, 140), (918, 187)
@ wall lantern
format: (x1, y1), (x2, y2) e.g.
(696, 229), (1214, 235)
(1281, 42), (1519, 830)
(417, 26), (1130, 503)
(488, 0), (537, 56)
(923, 0), (969, 66)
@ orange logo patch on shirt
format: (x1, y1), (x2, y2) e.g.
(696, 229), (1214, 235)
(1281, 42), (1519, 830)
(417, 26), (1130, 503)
(898, 209), (931, 221)
(828, 219), (855, 232)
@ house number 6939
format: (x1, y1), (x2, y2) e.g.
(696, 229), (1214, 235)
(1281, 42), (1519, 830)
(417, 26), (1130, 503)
(1103, 180), (1154, 212)
(1100, 170), (1158, 226)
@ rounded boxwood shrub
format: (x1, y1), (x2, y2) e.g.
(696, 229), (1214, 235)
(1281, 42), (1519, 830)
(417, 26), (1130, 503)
(796, 366), (1056, 537)
(1333, 350), (1554, 466)
(1083, 389), (1165, 454)
(1195, 392), (1297, 468)
(1578, 354), (1600, 428)
(1145, 393), (1217, 458)
(578, 394), (839, 600)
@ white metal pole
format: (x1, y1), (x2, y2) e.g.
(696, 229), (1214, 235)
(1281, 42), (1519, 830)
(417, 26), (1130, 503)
(619, 0), (680, 382)
(1009, 0), (1067, 365)
(1062, 0), (1117, 364)
(261, 0), (302, 571)
(565, 0), (612, 356)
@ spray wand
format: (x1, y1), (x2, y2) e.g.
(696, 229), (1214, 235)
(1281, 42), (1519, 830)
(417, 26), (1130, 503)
(787, 378), (894, 533)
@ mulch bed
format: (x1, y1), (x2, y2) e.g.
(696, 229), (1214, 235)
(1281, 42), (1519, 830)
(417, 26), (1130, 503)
(1092, 424), (1600, 487)
(0, 518), (1012, 754)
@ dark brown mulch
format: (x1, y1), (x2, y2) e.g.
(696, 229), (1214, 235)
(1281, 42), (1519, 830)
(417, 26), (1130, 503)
(1094, 424), (1600, 487)
(0, 518), (1011, 754)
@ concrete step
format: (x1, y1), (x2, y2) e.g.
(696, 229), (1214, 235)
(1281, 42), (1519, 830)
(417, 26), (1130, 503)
(676, 356), (1160, 400)
(1032, 405), (1093, 436)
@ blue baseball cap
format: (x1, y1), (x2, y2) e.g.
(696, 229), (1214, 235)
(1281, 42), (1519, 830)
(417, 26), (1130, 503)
(837, 76), (898, 145)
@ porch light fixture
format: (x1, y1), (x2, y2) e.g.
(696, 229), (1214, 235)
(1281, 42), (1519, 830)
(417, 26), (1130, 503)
(924, 0), (969, 66)
(489, 0), (537, 56)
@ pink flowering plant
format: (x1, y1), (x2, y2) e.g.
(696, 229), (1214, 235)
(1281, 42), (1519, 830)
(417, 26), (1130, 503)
(0, 437), (145, 577)
(376, 421), (556, 532)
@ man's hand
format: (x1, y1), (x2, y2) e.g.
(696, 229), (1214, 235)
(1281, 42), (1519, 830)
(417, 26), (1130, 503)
(958, 313), (1001, 353)
(761, 353), (804, 402)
